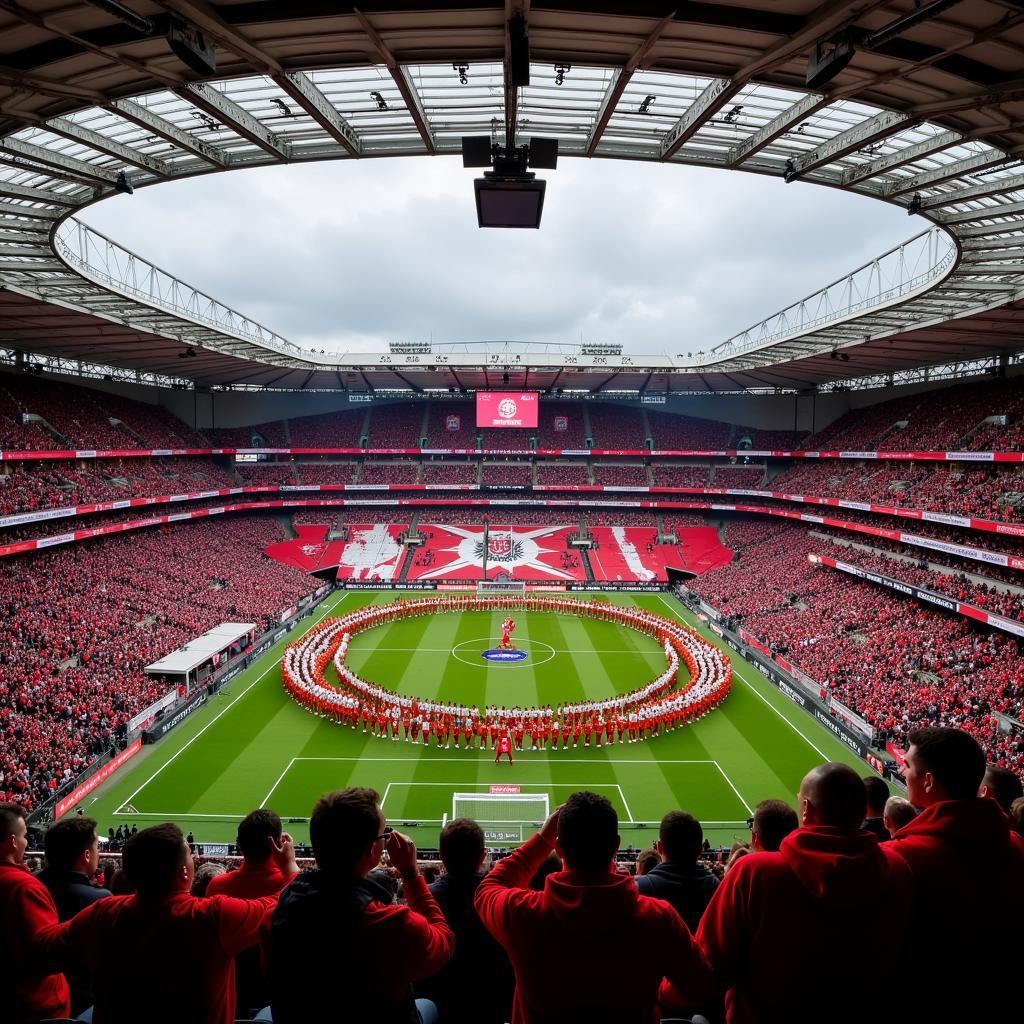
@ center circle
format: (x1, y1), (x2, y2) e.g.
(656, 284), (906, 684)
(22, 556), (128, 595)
(451, 637), (557, 669)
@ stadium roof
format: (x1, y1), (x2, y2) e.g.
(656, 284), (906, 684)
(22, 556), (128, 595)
(144, 621), (256, 677)
(2, 1), (1024, 393)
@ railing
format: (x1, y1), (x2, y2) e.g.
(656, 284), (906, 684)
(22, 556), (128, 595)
(54, 217), (306, 359)
(53, 216), (959, 370)
(709, 227), (958, 361)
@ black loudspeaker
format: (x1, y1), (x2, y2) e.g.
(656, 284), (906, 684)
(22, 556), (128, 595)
(529, 137), (558, 169)
(167, 17), (217, 77)
(508, 14), (530, 87)
(462, 135), (493, 168)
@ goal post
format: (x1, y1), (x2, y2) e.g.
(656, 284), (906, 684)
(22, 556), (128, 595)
(452, 791), (549, 829)
(476, 580), (526, 596)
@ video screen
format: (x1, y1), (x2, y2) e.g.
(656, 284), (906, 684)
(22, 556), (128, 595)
(476, 392), (539, 428)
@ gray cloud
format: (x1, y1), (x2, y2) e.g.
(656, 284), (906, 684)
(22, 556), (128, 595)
(84, 156), (912, 355)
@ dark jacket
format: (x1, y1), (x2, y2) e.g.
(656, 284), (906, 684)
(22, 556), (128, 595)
(859, 816), (890, 843)
(635, 859), (719, 932)
(418, 872), (514, 1024)
(35, 868), (111, 1013)
(264, 870), (453, 1024)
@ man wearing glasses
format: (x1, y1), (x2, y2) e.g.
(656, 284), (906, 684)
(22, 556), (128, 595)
(263, 787), (453, 1024)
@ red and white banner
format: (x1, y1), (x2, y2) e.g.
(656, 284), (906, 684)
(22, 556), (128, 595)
(476, 392), (540, 429)
(55, 739), (142, 818)
(812, 553), (1024, 638)
(126, 690), (177, 733)
(3, 444), (1023, 462)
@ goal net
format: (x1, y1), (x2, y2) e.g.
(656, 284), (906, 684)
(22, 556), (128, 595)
(476, 580), (526, 596)
(452, 792), (550, 843)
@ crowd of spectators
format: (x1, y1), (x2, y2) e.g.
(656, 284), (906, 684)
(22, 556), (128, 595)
(586, 404), (646, 448)
(234, 464), (294, 486)
(0, 373), (207, 450)
(361, 461), (421, 484)
(0, 460), (244, 520)
(286, 410), (365, 448)
(535, 403), (586, 448)
(711, 467), (765, 489)
(205, 421), (289, 448)
(770, 460), (1024, 523)
(592, 463), (649, 486)
(368, 404), (426, 448)
(4, 736), (1020, 1024)
(812, 538), (1024, 622)
(293, 462), (358, 485)
(690, 521), (1024, 774)
(0, 516), (317, 810)
(422, 462), (478, 485)
(653, 465), (714, 487)
(647, 411), (731, 450)
(424, 403), (476, 448)
(534, 462), (590, 486)
(480, 463), (533, 486)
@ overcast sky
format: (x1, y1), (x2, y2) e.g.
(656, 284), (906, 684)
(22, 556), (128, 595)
(82, 156), (913, 356)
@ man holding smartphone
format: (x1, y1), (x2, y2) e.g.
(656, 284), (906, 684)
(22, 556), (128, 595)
(263, 787), (454, 1024)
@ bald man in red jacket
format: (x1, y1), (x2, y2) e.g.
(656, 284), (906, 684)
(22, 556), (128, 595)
(664, 764), (912, 1024)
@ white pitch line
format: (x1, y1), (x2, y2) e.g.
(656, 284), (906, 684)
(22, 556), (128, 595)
(714, 760), (754, 816)
(655, 593), (831, 761)
(260, 757), (296, 809)
(117, 592), (348, 814)
(616, 784), (636, 823)
(380, 781), (393, 810)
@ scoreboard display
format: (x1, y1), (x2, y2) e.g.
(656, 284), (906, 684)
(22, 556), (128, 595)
(476, 392), (539, 428)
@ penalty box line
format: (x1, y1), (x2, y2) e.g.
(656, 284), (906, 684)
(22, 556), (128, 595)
(380, 781), (635, 823)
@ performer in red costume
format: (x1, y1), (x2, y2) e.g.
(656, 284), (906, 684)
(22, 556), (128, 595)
(495, 733), (514, 765)
(500, 617), (517, 649)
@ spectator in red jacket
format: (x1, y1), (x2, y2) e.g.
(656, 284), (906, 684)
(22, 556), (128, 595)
(262, 787), (453, 1024)
(34, 821), (295, 1024)
(475, 791), (712, 1024)
(0, 803), (70, 1023)
(206, 809), (295, 1018)
(885, 728), (1024, 1020)
(669, 764), (911, 1024)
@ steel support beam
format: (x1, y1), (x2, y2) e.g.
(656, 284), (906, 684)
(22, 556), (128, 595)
(920, 171), (1024, 210)
(791, 110), (912, 176)
(0, 201), (61, 220)
(885, 150), (1019, 197)
(0, 136), (119, 185)
(660, 78), (742, 160)
(179, 84), (291, 161)
(43, 117), (174, 177)
(278, 73), (361, 157)
(586, 10), (676, 157)
(728, 94), (826, 167)
(0, 180), (81, 206)
(354, 9), (435, 154)
(110, 100), (230, 168)
(939, 199), (1024, 225)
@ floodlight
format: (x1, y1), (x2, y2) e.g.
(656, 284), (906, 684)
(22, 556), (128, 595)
(115, 171), (133, 195)
(907, 193), (923, 215)
(783, 159), (799, 184)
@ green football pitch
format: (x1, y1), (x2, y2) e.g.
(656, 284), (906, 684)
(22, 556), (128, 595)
(87, 591), (873, 849)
